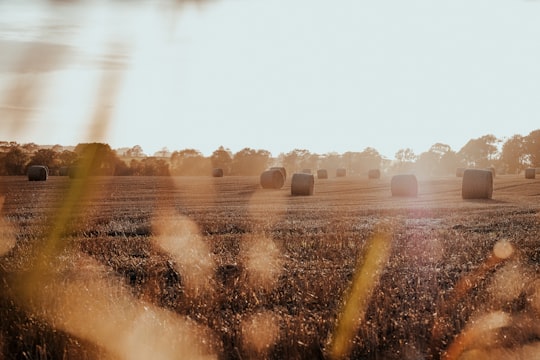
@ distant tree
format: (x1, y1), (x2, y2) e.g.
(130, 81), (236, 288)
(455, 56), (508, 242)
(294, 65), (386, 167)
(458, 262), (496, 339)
(154, 147), (171, 158)
(395, 148), (416, 163)
(361, 147), (383, 166)
(318, 152), (342, 173)
(210, 146), (233, 175)
(429, 143), (452, 158)
(51, 144), (64, 153)
(0, 141), (14, 152)
(342, 152), (357, 173)
(415, 151), (439, 177)
(231, 148), (270, 176)
(129, 157), (170, 176)
(350, 147), (383, 175)
(2, 146), (29, 175)
(393, 148), (416, 173)
(58, 150), (78, 168)
(21, 143), (39, 153)
(113, 160), (131, 176)
(170, 149), (210, 175)
(524, 129), (540, 167)
(125, 145), (145, 158)
(302, 152), (320, 172)
(415, 143), (460, 176)
(282, 149), (299, 173)
(282, 149), (314, 173)
(458, 134), (500, 168)
(73, 142), (123, 176)
(499, 135), (527, 174)
(439, 149), (463, 175)
(128, 159), (140, 175)
(112, 160), (132, 175)
(28, 149), (59, 174)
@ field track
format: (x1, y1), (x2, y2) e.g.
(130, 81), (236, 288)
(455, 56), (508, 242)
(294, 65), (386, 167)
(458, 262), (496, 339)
(1, 174), (540, 359)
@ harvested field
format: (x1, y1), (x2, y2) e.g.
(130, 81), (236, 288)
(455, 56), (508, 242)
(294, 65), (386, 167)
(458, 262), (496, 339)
(1, 175), (539, 359)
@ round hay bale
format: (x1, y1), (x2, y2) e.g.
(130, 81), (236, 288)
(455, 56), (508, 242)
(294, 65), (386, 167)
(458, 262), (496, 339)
(456, 168), (466, 178)
(336, 168), (347, 177)
(212, 168), (224, 177)
(291, 173), (314, 196)
(391, 174), (418, 197)
(525, 168), (536, 179)
(270, 167), (287, 181)
(27, 165), (48, 181)
(260, 169), (285, 189)
(368, 169), (380, 179)
(462, 169), (493, 199)
(317, 169), (328, 179)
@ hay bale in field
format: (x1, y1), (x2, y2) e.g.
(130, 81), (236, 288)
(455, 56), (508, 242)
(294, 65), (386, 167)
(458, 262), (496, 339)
(291, 173), (314, 196)
(390, 174), (418, 197)
(27, 165), (48, 181)
(525, 168), (536, 179)
(456, 168), (466, 177)
(368, 169), (380, 179)
(317, 169), (328, 179)
(260, 169), (285, 189)
(212, 168), (224, 177)
(336, 168), (346, 177)
(536, 168), (540, 175)
(270, 167), (287, 181)
(462, 169), (493, 199)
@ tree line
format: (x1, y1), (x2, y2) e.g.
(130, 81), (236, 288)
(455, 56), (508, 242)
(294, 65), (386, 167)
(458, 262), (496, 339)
(0, 129), (538, 177)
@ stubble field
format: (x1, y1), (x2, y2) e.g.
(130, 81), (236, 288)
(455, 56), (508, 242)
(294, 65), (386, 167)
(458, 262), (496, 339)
(1, 174), (539, 359)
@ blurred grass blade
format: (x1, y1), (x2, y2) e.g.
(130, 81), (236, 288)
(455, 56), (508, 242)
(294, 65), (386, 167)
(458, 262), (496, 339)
(329, 228), (392, 360)
(18, 57), (125, 295)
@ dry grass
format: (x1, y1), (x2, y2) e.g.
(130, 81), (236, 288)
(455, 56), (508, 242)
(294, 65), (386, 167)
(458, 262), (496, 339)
(1, 175), (540, 359)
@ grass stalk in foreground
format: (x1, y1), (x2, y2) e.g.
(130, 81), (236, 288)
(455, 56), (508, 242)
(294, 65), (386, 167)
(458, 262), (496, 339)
(329, 228), (392, 359)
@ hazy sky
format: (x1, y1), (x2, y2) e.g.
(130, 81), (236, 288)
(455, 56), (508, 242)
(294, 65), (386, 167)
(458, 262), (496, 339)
(1, 0), (539, 158)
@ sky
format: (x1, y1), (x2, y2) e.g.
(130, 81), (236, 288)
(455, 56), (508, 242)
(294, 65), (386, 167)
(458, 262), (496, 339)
(1, 0), (539, 159)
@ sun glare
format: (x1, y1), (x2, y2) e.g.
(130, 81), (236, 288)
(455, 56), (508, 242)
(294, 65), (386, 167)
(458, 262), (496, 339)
(24, 255), (218, 360)
(153, 212), (216, 297)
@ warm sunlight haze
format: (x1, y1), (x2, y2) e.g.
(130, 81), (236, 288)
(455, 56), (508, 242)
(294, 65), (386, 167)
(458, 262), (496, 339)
(1, 0), (539, 157)
(2, 2), (540, 359)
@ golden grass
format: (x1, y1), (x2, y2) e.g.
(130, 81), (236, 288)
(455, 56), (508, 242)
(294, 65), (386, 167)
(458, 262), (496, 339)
(1, 175), (540, 358)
